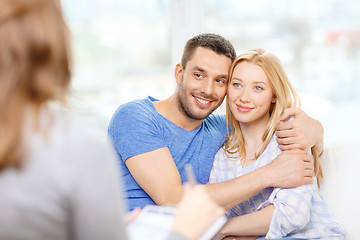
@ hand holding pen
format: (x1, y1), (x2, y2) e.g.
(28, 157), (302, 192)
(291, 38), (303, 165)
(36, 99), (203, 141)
(172, 164), (225, 240)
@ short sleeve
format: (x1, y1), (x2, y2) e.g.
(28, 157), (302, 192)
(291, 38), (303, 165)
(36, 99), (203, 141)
(207, 114), (228, 138)
(108, 100), (167, 162)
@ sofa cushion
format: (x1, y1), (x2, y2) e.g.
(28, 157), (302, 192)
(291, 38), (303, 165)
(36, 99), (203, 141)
(319, 139), (360, 240)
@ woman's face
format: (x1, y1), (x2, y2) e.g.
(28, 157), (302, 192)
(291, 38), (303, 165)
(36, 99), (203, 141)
(227, 61), (275, 125)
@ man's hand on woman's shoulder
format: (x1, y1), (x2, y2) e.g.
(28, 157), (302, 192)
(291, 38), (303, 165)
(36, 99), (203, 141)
(275, 107), (324, 153)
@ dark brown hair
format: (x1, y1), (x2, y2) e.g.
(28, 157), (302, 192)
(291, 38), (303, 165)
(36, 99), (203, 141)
(181, 33), (236, 69)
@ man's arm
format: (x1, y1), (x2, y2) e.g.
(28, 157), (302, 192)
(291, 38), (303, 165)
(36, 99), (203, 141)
(126, 147), (184, 205)
(126, 148), (313, 210)
(275, 107), (324, 154)
(206, 149), (313, 210)
(216, 172), (316, 240)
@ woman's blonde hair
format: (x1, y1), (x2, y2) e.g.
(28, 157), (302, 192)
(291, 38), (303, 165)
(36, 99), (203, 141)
(224, 48), (323, 186)
(0, 0), (71, 170)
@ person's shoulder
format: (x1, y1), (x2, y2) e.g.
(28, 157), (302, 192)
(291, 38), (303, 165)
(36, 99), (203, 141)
(108, 96), (162, 138)
(205, 114), (225, 122)
(111, 96), (157, 119)
(259, 134), (281, 162)
(204, 114), (226, 127)
(49, 111), (120, 181)
(51, 110), (107, 146)
(269, 133), (281, 151)
(116, 97), (152, 113)
(30, 108), (116, 164)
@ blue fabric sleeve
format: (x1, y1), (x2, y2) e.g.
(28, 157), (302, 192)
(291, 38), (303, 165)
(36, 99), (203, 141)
(108, 100), (167, 162)
(210, 114), (228, 136)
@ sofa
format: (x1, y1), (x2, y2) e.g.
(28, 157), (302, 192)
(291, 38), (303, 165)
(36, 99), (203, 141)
(319, 139), (360, 240)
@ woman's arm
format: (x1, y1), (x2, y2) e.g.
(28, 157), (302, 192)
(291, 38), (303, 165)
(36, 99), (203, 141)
(214, 205), (274, 240)
(207, 149), (313, 210)
(265, 183), (315, 238)
(215, 180), (316, 239)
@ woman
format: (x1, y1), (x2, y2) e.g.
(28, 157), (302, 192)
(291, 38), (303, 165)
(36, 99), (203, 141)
(0, 0), (128, 239)
(0, 0), (224, 239)
(209, 49), (345, 239)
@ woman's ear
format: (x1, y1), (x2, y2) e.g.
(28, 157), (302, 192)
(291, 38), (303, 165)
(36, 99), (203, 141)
(175, 63), (183, 85)
(271, 95), (277, 103)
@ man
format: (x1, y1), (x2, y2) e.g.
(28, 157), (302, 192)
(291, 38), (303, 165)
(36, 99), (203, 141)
(108, 33), (323, 211)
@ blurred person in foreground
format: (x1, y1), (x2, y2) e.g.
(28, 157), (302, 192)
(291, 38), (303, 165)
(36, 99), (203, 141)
(0, 0), (224, 239)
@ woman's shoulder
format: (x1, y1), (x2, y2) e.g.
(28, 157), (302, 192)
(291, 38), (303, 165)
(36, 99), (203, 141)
(26, 107), (116, 164)
(50, 110), (105, 143)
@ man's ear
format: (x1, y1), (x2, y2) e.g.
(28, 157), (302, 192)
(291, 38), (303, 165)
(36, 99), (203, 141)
(175, 63), (183, 85)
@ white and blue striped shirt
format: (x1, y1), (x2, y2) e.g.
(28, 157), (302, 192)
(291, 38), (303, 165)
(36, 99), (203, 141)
(209, 134), (345, 239)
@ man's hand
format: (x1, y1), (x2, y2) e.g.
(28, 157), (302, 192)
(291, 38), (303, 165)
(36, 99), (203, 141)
(275, 107), (324, 152)
(265, 149), (314, 188)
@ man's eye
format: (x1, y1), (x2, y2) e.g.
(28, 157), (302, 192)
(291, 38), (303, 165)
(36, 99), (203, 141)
(194, 73), (203, 78)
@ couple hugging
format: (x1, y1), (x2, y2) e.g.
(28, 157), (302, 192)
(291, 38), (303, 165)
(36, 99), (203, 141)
(108, 33), (345, 239)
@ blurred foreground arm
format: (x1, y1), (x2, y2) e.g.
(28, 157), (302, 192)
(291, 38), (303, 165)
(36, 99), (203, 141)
(171, 184), (225, 240)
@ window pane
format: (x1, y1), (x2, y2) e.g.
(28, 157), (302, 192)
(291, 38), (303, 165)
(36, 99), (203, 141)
(204, 0), (360, 142)
(62, 0), (171, 128)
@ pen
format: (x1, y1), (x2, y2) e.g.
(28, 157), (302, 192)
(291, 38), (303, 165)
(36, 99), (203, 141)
(184, 164), (197, 186)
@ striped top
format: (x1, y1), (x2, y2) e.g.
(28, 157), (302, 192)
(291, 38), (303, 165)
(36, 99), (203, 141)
(209, 134), (345, 239)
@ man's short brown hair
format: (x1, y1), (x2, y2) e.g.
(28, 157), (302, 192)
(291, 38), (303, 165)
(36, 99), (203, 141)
(181, 33), (236, 69)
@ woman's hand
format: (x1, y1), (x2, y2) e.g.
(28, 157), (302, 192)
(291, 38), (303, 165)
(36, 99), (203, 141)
(172, 183), (225, 240)
(125, 207), (141, 224)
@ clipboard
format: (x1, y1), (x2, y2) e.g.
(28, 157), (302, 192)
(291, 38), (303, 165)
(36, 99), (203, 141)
(127, 204), (228, 240)
(127, 164), (227, 239)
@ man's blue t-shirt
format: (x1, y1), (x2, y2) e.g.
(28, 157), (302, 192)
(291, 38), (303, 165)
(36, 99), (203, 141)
(108, 96), (227, 211)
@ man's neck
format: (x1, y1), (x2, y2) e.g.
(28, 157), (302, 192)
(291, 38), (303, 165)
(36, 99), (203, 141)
(153, 95), (204, 131)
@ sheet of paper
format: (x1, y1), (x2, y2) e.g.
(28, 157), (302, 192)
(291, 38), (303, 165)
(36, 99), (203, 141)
(127, 205), (228, 240)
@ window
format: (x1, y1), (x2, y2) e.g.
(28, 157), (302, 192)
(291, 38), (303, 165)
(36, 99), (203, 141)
(62, 0), (171, 128)
(62, 0), (360, 142)
(203, 0), (360, 143)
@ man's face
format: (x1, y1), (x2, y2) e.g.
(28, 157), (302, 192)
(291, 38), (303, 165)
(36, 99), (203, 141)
(175, 47), (232, 120)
